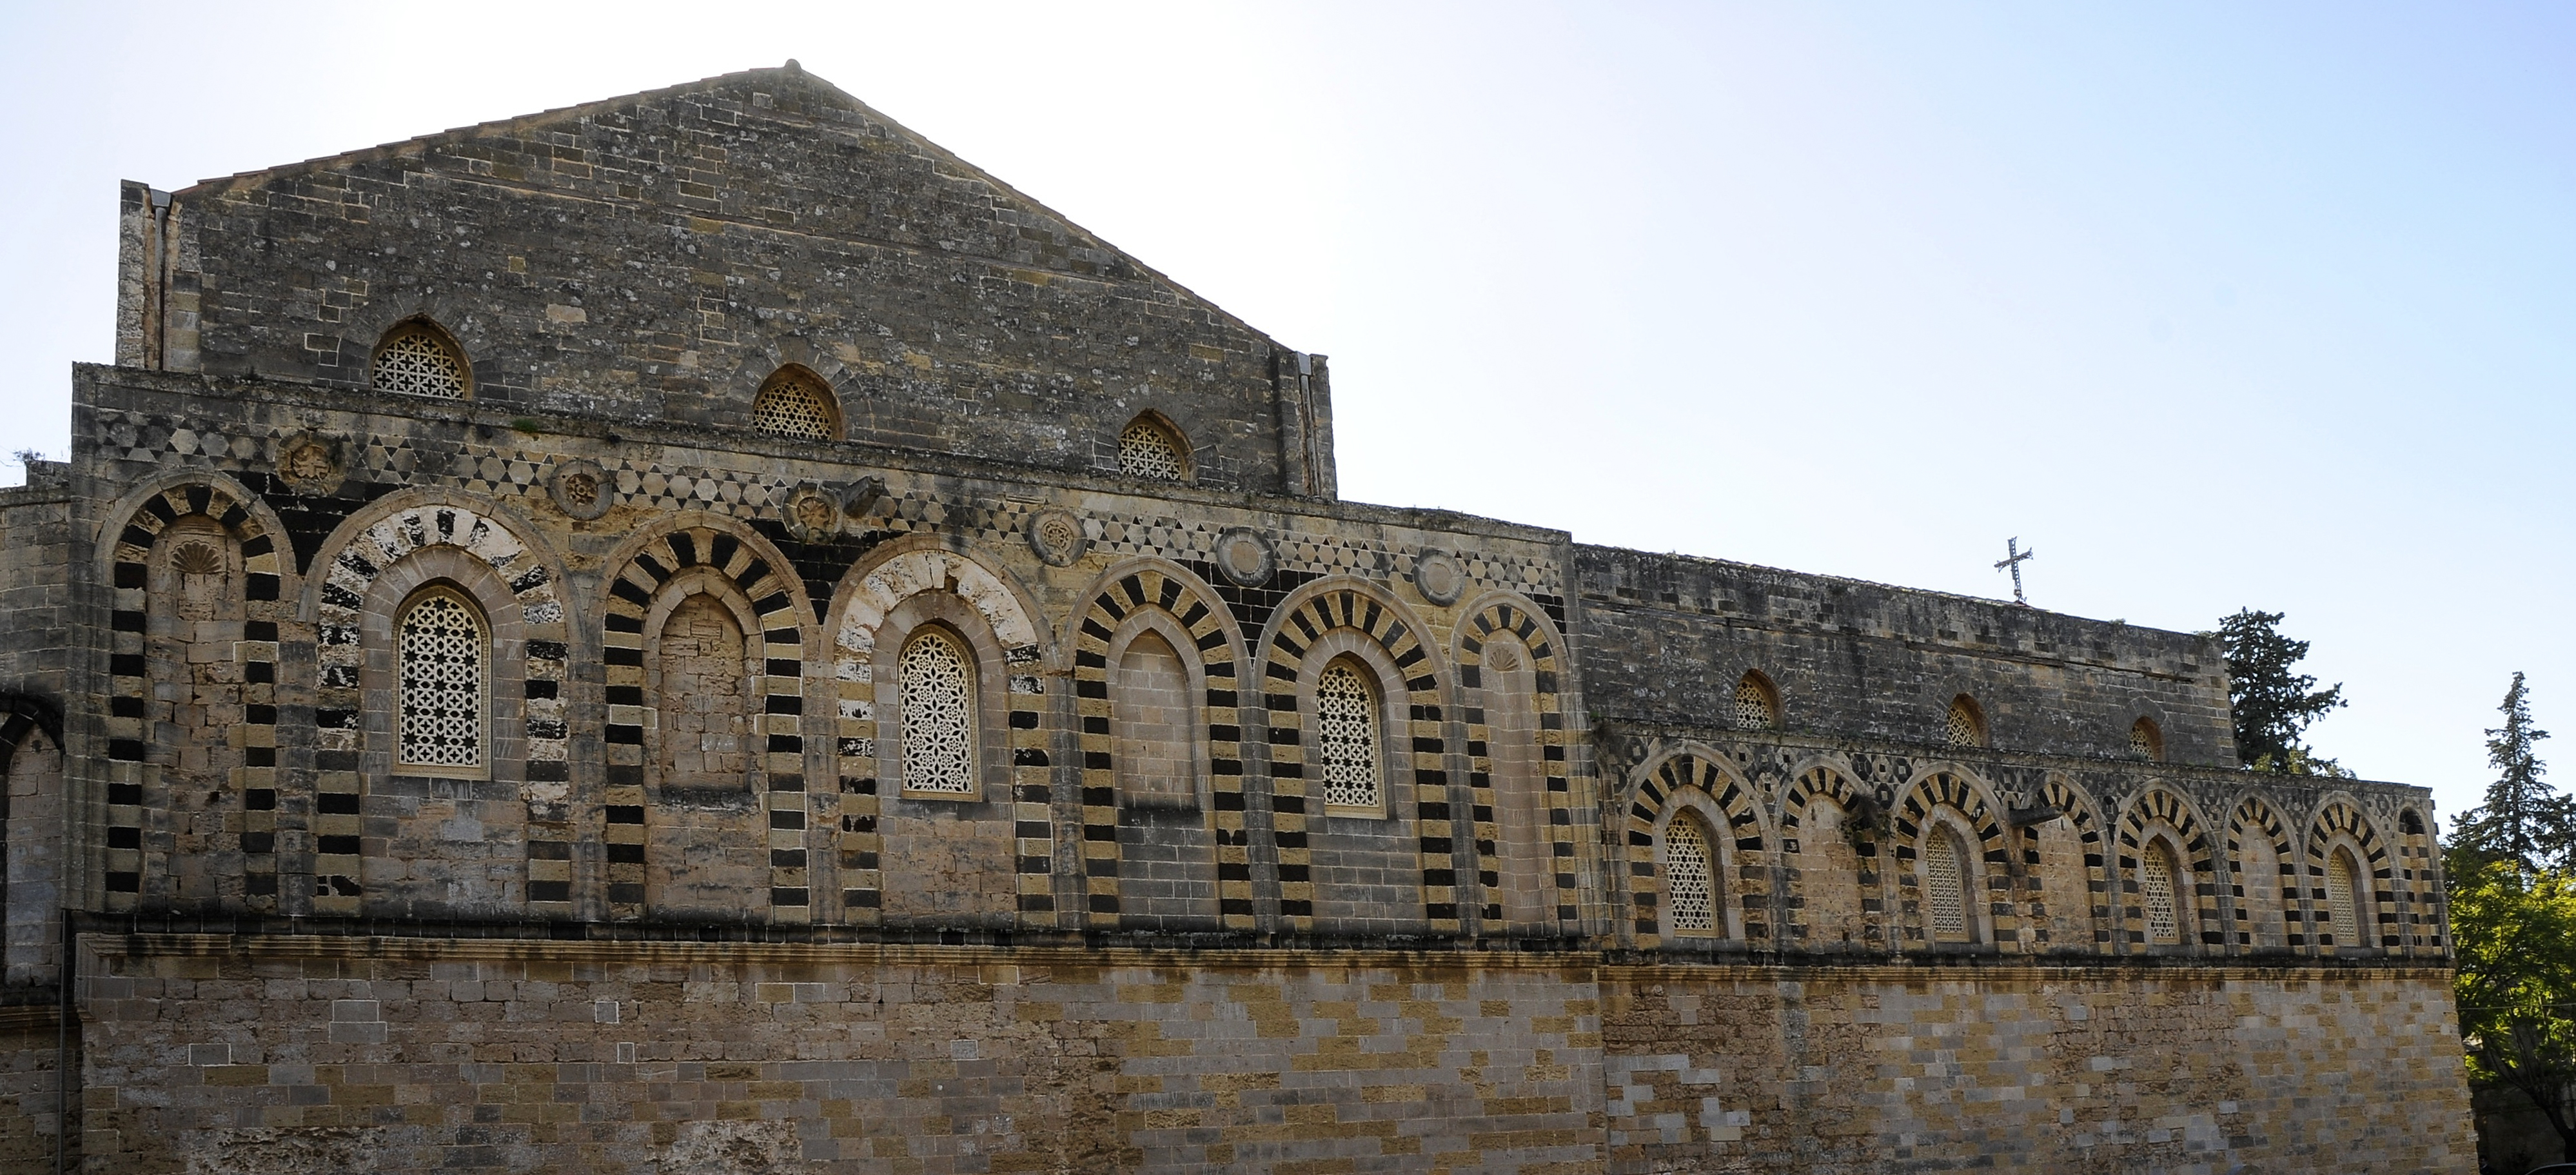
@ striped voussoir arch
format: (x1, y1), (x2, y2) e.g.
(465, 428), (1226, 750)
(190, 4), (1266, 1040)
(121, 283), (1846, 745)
(1625, 752), (1767, 949)
(1455, 600), (1575, 929)
(1891, 772), (2014, 948)
(311, 503), (567, 916)
(602, 525), (810, 922)
(2030, 776), (2111, 946)
(2306, 800), (2394, 950)
(1260, 587), (1456, 933)
(2115, 787), (2223, 947)
(1070, 565), (1245, 927)
(2227, 796), (2299, 948)
(829, 548), (1053, 926)
(104, 483), (284, 911)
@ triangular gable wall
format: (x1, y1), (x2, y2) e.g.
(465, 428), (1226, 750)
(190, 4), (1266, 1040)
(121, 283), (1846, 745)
(115, 65), (1335, 497)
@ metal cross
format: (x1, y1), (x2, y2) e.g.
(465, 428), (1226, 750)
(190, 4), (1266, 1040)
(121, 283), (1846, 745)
(1994, 537), (2035, 606)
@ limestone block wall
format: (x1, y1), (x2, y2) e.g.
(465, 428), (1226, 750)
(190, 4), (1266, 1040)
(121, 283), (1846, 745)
(61, 933), (2475, 1174)
(111, 67), (1336, 497)
(0, 1007), (72, 1172)
(1576, 544), (2237, 765)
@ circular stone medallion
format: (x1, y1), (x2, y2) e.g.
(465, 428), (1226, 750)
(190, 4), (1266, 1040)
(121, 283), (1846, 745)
(784, 484), (843, 542)
(1213, 527), (1275, 587)
(1026, 508), (1088, 568)
(273, 432), (345, 495)
(548, 459), (613, 520)
(1412, 549), (1466, 606)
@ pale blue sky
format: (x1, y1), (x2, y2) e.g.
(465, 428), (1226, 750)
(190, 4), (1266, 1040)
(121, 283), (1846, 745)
(2, 2), (2566, 822)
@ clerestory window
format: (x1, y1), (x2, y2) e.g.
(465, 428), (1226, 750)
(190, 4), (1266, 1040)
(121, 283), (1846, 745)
(373, 320), (471, 400)
(1118, 415), (1189, 482)
(752, 368), (841, 440)
(2143, 841), (2182, 945)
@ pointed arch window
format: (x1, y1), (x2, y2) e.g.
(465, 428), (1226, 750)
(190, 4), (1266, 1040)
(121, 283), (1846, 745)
(1315, 660), (1382, 810)
(1945, 696), (1986, 748)
(1118, 415), (1190, 482)
(2326, 847), (2363, 947)
(1665, 813), (1718, 935)
(397, 589), (486, 771)
(2130, 718), (2163, 761)
(2143, 841), (2182, 945)
(373, 319), (471, 400)
(752, 367), (841, 440)
(1735, 672), (1778, 730)
(1926, 824), (1972, 942)
(898, 628), (976, 795)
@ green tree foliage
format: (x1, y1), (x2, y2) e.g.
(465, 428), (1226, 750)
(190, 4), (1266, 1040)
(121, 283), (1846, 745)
(2210, 609), (2348, 775)
(2454, 672), (2569, 875)
(2452, 853), (2576, 1161)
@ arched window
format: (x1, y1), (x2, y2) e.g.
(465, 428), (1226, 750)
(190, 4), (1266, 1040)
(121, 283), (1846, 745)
(1665, 813), (1718, 935)
(1945, 695), (1985, 748)
(2326, 847), (2364, 948)
(898, 628), (976, 795)
(1118, 415), (1189, 482)
(396, 589), (486, 772)
(1315, 660), (1381, 811)
(373, 319), (471, 400)
(2142, 841), (2182, 946)
(1925, 824), (1972, 942)
(1735, 672), (1778, 730)
(2130, 718), (2163, 761)
(751, 367), (841, 440)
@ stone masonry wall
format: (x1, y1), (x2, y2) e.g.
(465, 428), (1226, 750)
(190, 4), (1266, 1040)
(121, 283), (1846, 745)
(66, 933), (2475, 1174)
(1576, 544), (2239, 766)
(113, 66), (1337, 497)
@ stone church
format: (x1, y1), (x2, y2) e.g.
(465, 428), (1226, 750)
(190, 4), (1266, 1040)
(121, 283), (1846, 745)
(0, 64), (2473, 1171)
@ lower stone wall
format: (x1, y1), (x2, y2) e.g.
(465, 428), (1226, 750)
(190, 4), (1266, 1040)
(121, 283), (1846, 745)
(64, 934), (2475, 1173)
(0, 1004), (72, 1172)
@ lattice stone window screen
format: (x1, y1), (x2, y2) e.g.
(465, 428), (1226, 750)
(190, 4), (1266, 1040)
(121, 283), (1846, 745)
(1926, 825), (1969, 941)
(752, 373), (838, 440)
(397, 591), (485, 770)
(2326, 849), (2362, 946)
(1665, 815), (1718, 934)
(1735, 676), (1776, 729)
(1945, 698), (1983, 747)
(2143, 842), (2181, 945)
(2130, 720), (2160, 760)
(899, 629), (976, 795)
(1119, 419), (1187, 482)
(1315, 661), (1381, 809)
(375, 325), (469, 399)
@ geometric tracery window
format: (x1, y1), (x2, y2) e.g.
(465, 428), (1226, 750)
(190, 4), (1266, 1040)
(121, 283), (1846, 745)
(898, 628), (976, 795)
(2326, 848), (2362, 947)
(1925, 824), (1970, 942)
(752, 369), (840, 440)
(1118, 416), (1188, 482)
(397, 590), (485, 771)
(373, 321), (471, 400)
(1735, 673), (1776, 729)
(2130, 718), (2162, 761)
(2143, 841), (2181, 945)
(1946, 696), (1985, 748)
(1315, 660), (1381, 810)
(1665, 813), (1718, 934)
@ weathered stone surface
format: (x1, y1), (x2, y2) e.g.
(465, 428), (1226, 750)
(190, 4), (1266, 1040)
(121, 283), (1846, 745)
(0, 64), (2472, 1171)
